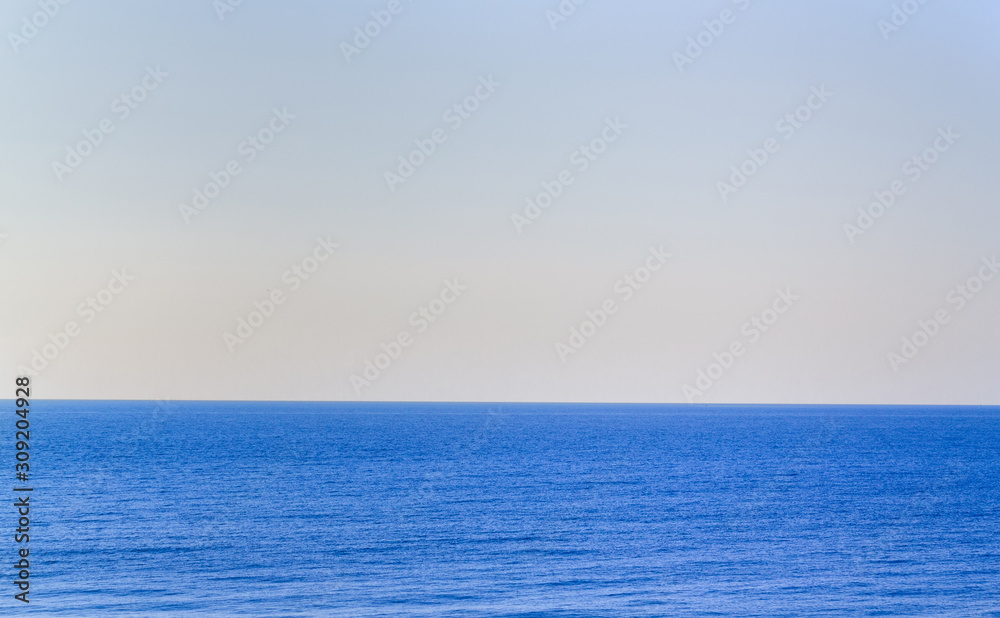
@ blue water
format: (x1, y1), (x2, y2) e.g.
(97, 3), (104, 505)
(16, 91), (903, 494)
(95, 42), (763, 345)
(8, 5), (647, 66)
(13, 402), (1000, 615)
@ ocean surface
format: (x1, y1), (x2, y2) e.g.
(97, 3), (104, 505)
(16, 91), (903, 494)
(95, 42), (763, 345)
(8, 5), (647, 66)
(13, 402), (1000, 616)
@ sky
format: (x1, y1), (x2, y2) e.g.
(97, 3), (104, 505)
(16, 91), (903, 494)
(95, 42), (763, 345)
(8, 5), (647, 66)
(1, 0), (998, 404)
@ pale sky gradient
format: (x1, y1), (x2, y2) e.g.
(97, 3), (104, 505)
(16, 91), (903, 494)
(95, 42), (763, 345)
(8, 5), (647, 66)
(1, 0), (998, 404)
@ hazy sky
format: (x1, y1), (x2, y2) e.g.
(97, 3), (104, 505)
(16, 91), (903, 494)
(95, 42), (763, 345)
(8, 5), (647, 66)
(1, 0), (998, 404)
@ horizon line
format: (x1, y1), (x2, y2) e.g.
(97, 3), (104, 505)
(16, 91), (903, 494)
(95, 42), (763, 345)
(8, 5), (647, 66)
(8, 399), (1000, 410)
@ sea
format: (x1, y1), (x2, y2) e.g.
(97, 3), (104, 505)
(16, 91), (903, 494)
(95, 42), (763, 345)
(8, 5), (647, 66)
(11, 401), (1000, 616)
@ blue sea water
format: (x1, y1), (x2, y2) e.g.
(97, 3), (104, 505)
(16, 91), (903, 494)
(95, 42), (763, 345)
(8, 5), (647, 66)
(11, 402), (1000, 616)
